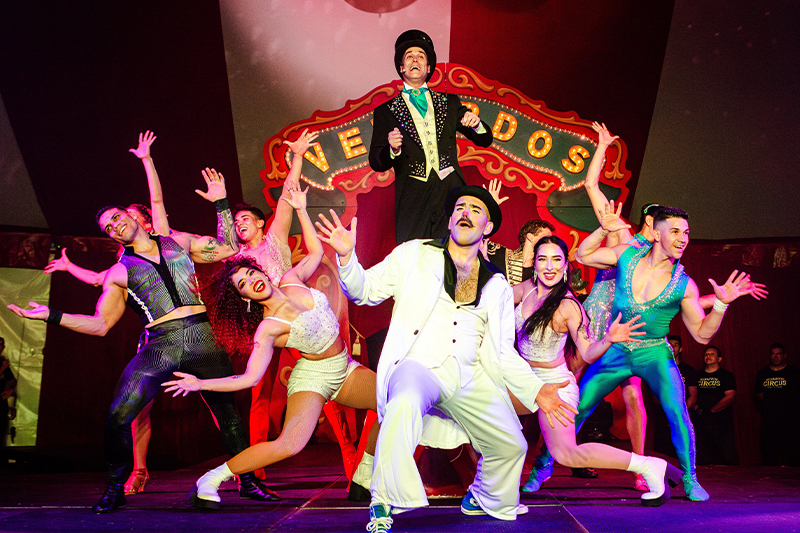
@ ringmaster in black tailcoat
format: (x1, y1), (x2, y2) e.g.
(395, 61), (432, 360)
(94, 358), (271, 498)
(369, 29), (493, 244)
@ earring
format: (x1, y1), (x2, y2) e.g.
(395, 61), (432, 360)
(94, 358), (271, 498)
(563, 270), (568, 283)
(532, 272), (537, 283)
(246, 299), (251, 313)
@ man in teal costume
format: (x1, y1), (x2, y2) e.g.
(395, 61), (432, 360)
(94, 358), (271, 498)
(535, 205), (746, 501)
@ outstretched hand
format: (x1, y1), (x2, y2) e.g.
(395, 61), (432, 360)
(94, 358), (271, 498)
(709, 270), (745, 305)
(606, 313), (646, 343)
(483, 178), (508, 206)
(597, 200), (631, 233)
(129, 131), (157, 159)
(162, 371), (201, 397)
(316, 209), (357, 258)
(7, 302), (50, 321)
(195, 167), (227, 203)
(44, 249), (70, 273)
(284, 128), (319, 158)
(280, 184), (309, 211)
(591, 121), (619, 147)
(736, 275), (768, 301)
(536, 381), (579, 429)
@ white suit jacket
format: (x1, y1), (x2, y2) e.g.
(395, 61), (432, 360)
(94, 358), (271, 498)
(338, 239), (546, 448)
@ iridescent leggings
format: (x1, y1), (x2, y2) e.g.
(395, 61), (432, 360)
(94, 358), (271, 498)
(542, 341), (696, 476)
(104, 313), (248, 483)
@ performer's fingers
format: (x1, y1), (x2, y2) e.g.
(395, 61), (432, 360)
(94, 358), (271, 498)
(314, 221), (331, 237)
(545, 412), (555, 429)
(351, 217), (358, 234)
(329, 209), (343, 226)
(316, 212), (334, 230)
(195, 189), (208, 200)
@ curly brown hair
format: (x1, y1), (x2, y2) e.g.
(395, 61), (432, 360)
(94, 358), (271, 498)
(202, 256), (267, 357)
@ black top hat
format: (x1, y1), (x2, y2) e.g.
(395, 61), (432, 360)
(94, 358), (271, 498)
(444, 185), (503, 238)
(394, 29), (436, 83)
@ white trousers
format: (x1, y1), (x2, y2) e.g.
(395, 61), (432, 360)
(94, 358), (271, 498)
(370, 358), (526, 520)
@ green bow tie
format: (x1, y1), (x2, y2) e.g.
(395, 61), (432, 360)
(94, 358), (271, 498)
(403, 87), (429, 117)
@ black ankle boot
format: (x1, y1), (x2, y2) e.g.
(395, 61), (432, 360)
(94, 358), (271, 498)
(571, 467), (599, 479)
(92, 481), (127, 514)
(238, 472), (281, 501)
(348, 481), (370, 502)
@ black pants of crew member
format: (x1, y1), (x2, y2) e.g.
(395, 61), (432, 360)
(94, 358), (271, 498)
(104, 313), (247, 483)
(695, 418), (738, 466)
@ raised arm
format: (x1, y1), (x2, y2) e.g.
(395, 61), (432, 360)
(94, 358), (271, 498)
(680, 271), (745, 344)
(575, 201), (630, 269)
(163, 322), (277, 394)
(584, 123), (632, 247)
(8, 263), (128, 336)
(129, 131), (170, 235)
(44, 248), (108, 287)
(174, 167), (239, 263)
(268, 129), (320, 246)
(318, 209), (403, 306)
(278, 185), (323, 284)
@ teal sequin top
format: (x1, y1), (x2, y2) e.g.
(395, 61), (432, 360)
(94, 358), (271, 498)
(612, 241), (689, 346)
(583, 234), (650, 342)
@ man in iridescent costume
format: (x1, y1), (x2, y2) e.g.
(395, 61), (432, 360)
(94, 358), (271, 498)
(8, 168), (279, 513)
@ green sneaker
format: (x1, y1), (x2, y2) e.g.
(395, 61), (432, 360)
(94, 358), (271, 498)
(682, 473), (710, 501)
(521, 456), (554, 493)
(367, 503), (393, 533)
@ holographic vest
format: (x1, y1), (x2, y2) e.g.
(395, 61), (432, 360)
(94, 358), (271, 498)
(119, 235), (203, 325)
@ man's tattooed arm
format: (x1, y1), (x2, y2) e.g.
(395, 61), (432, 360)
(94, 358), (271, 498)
(197, 237), (227, 262)
(215, 201), (239, 253)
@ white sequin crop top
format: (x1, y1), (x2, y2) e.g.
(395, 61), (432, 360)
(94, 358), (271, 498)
(264, 284), (339, 354)
(514, 290), (568, 363)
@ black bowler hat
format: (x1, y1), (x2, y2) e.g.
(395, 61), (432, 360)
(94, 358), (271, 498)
(394, 29), (436, 82)
(444, 185), (503, 237)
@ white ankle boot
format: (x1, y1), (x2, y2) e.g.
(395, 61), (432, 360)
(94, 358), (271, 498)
(190, 462), (233, 509)
(627, 454), (679, 507)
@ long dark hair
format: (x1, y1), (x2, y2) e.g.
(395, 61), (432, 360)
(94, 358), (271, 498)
(521, 236), (582, 359)
(202, 256), (267, 357)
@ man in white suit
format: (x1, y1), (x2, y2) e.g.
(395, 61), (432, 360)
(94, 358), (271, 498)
(317, 186), (577, 533)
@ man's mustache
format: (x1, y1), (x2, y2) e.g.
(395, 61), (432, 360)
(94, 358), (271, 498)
(457, 216), (474, 228)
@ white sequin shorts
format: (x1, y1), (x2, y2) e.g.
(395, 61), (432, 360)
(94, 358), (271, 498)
(287, 347), (361, 401)
(531, 362), (580, 409)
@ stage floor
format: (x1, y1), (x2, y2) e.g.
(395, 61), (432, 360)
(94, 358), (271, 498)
(2, 444), (799, 533)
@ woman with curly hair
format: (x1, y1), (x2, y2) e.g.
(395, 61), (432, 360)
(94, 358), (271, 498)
(163, 186), (379, 509)
(513, 236), (680, 506)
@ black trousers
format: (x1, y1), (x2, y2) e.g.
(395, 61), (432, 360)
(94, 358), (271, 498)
(104, 313), (247, 483)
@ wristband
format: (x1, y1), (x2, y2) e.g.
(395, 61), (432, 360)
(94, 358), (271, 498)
(213, 198), (229, 213)
(712, 298), (729, 313)
(46, 309), (63, 325)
